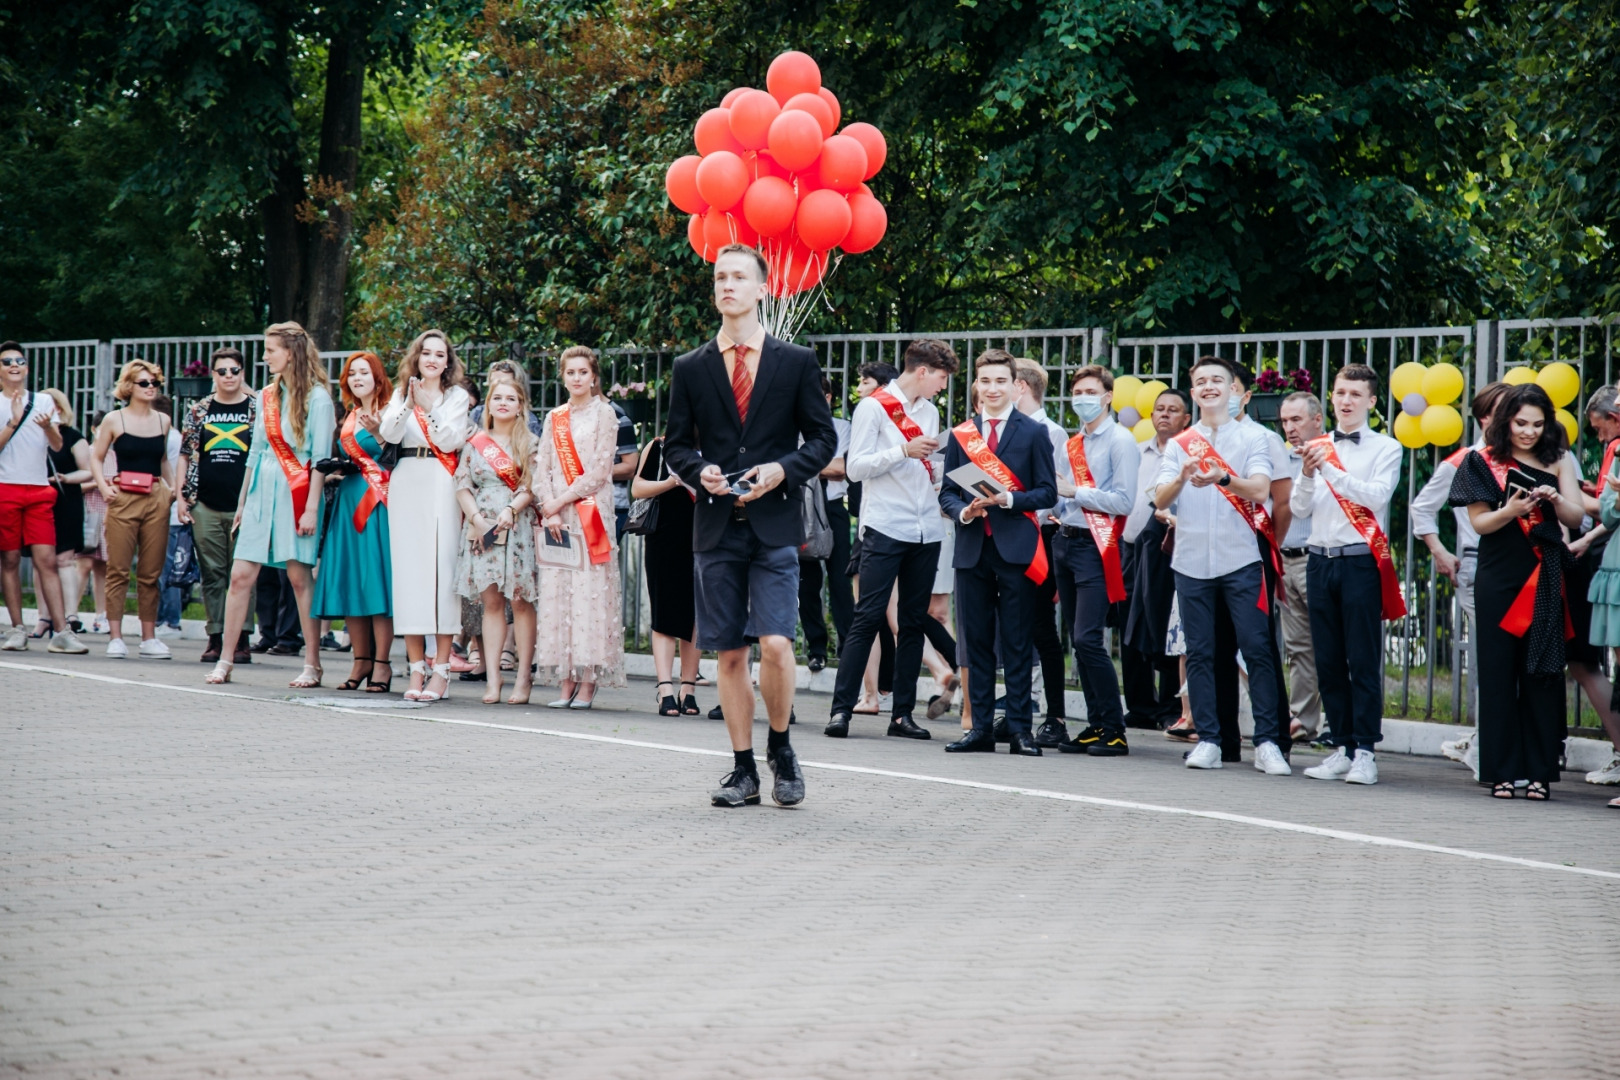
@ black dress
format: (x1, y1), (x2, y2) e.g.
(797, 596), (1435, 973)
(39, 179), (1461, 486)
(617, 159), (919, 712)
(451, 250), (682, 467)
(638, 440), (696, 641)
(47, 426), (88, 554)
(1448, 452), (1570, 785)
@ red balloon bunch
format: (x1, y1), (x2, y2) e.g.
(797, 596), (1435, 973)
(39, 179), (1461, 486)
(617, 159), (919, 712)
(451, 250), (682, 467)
(665, 50), (889, 296)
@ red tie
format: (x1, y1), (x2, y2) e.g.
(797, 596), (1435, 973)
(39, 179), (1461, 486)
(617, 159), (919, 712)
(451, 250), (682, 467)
(983, 417), (1001, 535)
(730, 343), (753, 423)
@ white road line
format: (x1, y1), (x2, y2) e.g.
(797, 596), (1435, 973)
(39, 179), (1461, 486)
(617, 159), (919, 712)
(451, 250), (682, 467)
(8, 660), (1619, 883)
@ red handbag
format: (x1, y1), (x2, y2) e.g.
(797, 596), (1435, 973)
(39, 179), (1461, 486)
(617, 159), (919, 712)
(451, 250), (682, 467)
(117, 471), (155, 494)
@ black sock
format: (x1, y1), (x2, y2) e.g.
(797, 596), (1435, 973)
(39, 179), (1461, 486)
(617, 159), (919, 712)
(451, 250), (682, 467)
(767, 727), (790, 751)
(733, 748), (757, 775)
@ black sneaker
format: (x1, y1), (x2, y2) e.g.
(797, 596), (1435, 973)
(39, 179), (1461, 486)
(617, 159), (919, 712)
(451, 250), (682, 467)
(1034, 717), (1068, 748)
(766, 745), (805, 806)
(708, 704), (726, 720)
(1086, 731), (1129, 756)
(1059, 725), (1105, 754)
(807, 656), (826, 673)
(711, 768), (761, 807)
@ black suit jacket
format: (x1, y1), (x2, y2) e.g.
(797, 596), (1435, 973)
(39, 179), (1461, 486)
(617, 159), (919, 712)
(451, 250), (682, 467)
(938, 409), (1058, 568)
(663, 333), (837, 552)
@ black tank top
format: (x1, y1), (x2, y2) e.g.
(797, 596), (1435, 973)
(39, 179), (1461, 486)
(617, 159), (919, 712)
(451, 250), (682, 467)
(113, 430), (166, 476)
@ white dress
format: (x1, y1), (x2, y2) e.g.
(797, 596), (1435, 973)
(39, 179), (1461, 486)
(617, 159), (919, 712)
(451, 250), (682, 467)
(379, 385), (471, 634)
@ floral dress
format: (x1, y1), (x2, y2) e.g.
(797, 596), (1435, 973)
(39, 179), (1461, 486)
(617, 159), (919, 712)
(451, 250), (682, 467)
(453, 441), (538, 603)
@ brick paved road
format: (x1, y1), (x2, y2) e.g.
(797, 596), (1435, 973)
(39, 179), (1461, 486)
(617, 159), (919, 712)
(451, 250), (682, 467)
(4, 650), (1619, 1078)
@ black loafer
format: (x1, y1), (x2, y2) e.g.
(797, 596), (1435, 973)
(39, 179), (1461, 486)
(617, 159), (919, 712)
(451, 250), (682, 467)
(1008, 732), (1044, 756)
(825, 712), (850, 738)
(945, 728), (997, 753)
(887, 715), (931, 740)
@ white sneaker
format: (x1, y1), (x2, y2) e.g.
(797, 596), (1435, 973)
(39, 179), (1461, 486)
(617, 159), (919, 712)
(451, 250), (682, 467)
(1254, 740), (1292, 776)
(155, 623), (183, 639)
(1, 626), (26, 651)
(1585, 752), (1620, 785)
(1304, 748), (1352, 780)
(89, 615), (111, 635)
(47, 629), (89, 654)
(1345, 749), (1378, 785)
(1185, 741), (1223, 769)
(105, 638), (128, 659)
(1441, 731), (1474, 764)
(138, 638), (172, 660)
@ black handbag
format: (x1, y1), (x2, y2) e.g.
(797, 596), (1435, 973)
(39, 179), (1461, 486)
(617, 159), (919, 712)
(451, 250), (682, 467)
(623, 444), (664, 536)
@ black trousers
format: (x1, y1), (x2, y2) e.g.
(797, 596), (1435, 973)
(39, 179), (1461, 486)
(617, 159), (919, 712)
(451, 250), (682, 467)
(831, 529), (945, 719)
(254, 566), (298, 646)
(1122, 645), (1181, 727)
(799, 497), (854, 660)
(961, 541), (1037, 733)
(1176, 563), (1284, 750)
(1030, 523), (1067, 719)
(1307, 553), (1385, 753)
(1062, 531), (1124, 732)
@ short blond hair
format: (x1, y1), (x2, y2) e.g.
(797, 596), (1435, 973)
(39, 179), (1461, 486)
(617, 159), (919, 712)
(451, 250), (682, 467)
(43, 388), (75, 428)
(1012, 358), (1048, 401)
(114, 359), (164, 402)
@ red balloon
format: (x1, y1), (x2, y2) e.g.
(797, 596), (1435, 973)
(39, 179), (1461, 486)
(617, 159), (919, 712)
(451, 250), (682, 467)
(694, 108), (745, 156)
(842, 191), (887, 253)
(767, 109), (824, 173)
(703, 207), (757, 252)
(796, 188), (852, 251)
(840, 122), (887, 179)
(775, 243), (826, 296)
(728, 89), (781, 151)
(665, 155), (707, 214)
(783, 92), (836, 138)
(750, 150), (786, 181)
(688, 213), (714, 261)
(695, 150), (749, 211)
(794, 169), (823, 197)
(742, 175), (798, 238)
(766, 51), (821, 105)
(856, 181), (873, 198)
(818, 134), (868, 192)
(721, 86), (750, 108)
(817, 88), (841, 131)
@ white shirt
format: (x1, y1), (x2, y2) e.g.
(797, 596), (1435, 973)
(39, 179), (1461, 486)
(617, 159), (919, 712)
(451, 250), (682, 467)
(1288, 425), (1402, 549)
(0, 390), (61, 487)
(379, 385), (472, 454)
(825, 417), (851, 501)
(1153, 418), (1274, 579)
(1055, 412), (1139, 529)
(1281, 448), (1314, 549)
(166, 428), (183, 526)
(1029, 406), (1069, 484)
(1124, 437), (1172, 544)
(1240, 414), (1291, 511)
(1410, 440), (1481, 553)
(846, 383), (944, 544)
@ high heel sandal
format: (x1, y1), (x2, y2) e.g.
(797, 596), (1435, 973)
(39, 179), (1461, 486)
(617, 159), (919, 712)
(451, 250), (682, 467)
(364, 659), (394, 694)
(506, 677), (533, 705)
(1524, 781), (1550, 801)
(205, 660), (233, 685)
(289, 664), (323, 689)
(680, 680), (701, 716)
(338, 657), (373, 691)
(1491, 782), (1516, 799)
(403, 659), (429, 701)
(417, 662), (452, 702)
(656, 681), (680, 716)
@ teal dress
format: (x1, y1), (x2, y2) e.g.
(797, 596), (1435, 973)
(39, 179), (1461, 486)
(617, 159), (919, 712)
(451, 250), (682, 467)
(235, 384), (335, 569)
(312, 425), (393, 618)
(1587, 455), (1620, 645)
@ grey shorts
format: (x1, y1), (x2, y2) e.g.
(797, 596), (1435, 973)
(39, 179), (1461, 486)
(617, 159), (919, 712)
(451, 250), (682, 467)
(693, 521), (801, 651)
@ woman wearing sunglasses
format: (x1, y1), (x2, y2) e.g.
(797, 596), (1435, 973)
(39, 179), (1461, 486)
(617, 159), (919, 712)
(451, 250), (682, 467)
(89, 359), (175, 659)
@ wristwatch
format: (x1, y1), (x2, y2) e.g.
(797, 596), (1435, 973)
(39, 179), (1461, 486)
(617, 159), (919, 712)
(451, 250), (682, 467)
(1217, 472), (1231, 487)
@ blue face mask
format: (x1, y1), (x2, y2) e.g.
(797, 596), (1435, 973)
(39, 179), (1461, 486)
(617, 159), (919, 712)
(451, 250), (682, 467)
(1226, 393), (1243, 420)
(1072, 394), (1104, 423)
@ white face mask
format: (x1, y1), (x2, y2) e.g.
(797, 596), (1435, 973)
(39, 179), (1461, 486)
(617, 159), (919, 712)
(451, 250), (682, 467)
(1072, 394), (1104, 423)
(1226, 394), (1243, 420)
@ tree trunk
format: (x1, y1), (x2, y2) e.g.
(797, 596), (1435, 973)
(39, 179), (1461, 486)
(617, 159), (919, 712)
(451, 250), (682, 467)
(304, 30), (366, 351)
(261, 150), (308, 326)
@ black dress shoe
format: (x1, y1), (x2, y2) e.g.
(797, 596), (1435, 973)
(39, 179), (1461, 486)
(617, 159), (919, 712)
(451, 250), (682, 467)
(708, 704), (725, 720)
(250, 636), (272, 654)
(1008, 731), (1044, 756)
(807, 656), (826, 673)
(945, 728), (997, 753)
(992, 716), (1011, 743)
(1034, 717), (1068, 747)
(267, 642), (300, 656)
(824, 712), (850, 738)
(1086, 731), (1129, 756)
(887, 714), (931, 740)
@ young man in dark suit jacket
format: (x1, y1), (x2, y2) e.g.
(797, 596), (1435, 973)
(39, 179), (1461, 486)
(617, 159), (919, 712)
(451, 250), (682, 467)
(938, 349), (1058, 755)
(663, 244), (838, 807)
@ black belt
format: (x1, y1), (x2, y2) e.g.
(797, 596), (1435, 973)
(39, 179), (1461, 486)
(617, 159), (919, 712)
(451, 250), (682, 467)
(400, 446), (441, 459)
(1307, 543), (1372, 558)
(1058, 524), (1088, 539)
(731, 503), (749, 523)
(1280, 547), (1307, 558)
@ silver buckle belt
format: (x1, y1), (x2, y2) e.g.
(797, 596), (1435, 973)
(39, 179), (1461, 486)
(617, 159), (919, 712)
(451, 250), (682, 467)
(1307, 543), (1372, 558)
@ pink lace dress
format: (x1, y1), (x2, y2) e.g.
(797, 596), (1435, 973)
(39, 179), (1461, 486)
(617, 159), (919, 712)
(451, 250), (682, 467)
(532, 398), (625, 687)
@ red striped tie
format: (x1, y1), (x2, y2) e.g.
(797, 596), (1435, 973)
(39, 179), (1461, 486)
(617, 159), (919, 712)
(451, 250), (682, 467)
(731, 343), (753, 422)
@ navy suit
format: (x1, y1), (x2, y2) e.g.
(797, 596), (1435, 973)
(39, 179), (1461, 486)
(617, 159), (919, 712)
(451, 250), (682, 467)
(939, 411), (1057, 734)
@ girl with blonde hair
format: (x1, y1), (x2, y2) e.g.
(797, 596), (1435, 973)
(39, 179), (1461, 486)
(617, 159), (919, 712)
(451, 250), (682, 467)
(380, 328), (472, 701)
(206, 322), (334, 686)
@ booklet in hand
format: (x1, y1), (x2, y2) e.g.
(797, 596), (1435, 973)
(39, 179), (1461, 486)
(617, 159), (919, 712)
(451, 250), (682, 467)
(946, 461), (1009, 502)
(538, 527), (583, 570)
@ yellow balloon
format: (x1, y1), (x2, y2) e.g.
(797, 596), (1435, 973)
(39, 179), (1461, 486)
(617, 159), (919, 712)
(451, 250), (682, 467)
(1135, 380), (1168, 416)
(1393, 411), (1428, 449)
(1419, 403), (1463, 446)
(1390, 361), (1428, 402)
(1503, 365), (1537, 385)
(1536, 361), (1580, 408)
(1556, 407), (1579, 444)
(1421, 363), (1464, 406)
(1112, 375), (1143, 413)
(1132, 417), (1154, 443)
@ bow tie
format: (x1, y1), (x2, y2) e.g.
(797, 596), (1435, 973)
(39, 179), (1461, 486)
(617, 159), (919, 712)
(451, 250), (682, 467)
(1333, 430), (1361, 444)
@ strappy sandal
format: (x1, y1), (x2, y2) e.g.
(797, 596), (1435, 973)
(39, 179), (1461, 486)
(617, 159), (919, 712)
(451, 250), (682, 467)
(680, 680), (701, 716)
(404, 659), (429, 701)
(500, 649), (518, 673)
(1491, 782), (1516, 799)
(205, 660), (233, 685)
(417, 662), (452, 702)
(656, 681), (680, 716)
(1164, 719), (1198, 741)
(338, 657), (373, 691)
(289, 665), (323, 689)
(364, 659), (394, 694)
(1524, 781), (1550, 801)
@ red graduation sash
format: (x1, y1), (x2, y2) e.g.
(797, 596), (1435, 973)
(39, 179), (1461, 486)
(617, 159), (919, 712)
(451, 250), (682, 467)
(551, 405), (613, 566)
(872, 388), (934, 482)
(1064, 432), (1127, 603)
(469, 430), (522, 491)
(339, 412), (390, 532)
(1305, 435), (1406, 620)
(260, 384), (311, 522)
(1602, 438), (1619, 492)
(413, 404), (458, 474)
(1480, 452), (1572, 640)
(1172, 426), (1281, 612)
(950, 419), (1048, 586)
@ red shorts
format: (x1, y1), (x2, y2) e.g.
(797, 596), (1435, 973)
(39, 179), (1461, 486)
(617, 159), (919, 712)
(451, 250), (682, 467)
(0, 482), (57, 551)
